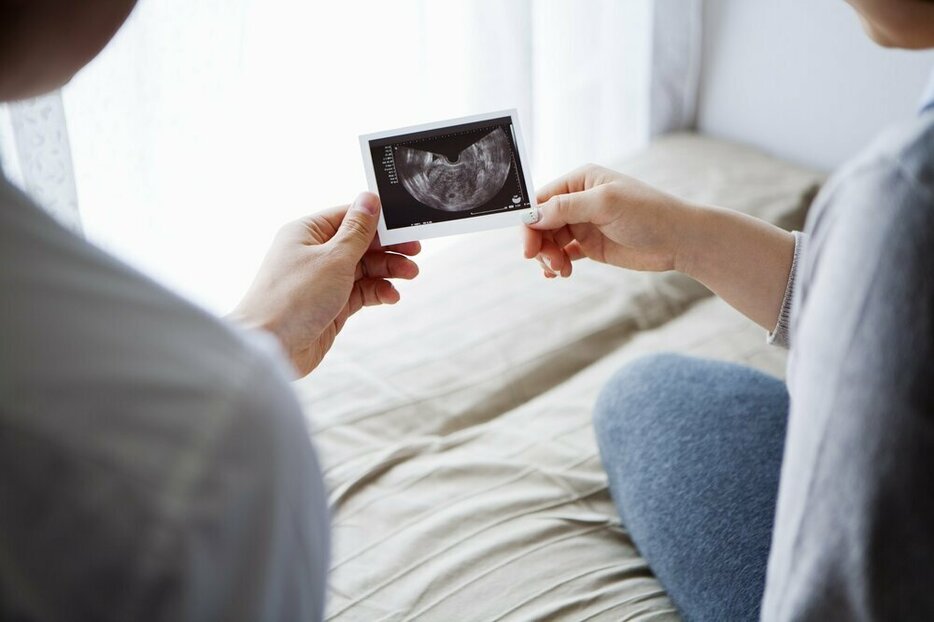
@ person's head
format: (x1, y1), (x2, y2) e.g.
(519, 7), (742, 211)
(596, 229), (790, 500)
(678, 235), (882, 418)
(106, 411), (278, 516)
(846, 0), (934, 48)
(0, 0), (137, 102)
(2, 1), (934, 103)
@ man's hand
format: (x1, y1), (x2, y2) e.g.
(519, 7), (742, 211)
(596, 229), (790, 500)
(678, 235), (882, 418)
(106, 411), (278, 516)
(230, 192), (420, 377)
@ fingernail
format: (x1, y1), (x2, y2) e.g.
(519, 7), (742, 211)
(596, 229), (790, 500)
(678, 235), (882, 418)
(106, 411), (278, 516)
(354, 193), (380, 215)
(542, 256), (554, 272)
(521, 208), (541, 225)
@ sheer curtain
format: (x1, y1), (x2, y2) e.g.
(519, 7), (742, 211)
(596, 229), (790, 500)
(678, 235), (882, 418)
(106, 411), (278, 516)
(0, 93), (82, 233)
(1, 0), (701, 314)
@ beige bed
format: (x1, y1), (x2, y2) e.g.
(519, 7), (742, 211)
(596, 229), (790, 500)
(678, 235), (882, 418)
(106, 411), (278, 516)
(292, 133), (824, 621)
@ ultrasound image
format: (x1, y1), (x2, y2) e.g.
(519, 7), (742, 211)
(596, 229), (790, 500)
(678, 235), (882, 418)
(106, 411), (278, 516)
(394, 128), (512, 212)
(367, 115), (531, 232)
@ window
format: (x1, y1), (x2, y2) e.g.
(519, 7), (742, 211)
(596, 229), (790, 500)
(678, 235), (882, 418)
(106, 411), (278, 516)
(6, 0), (677, 313)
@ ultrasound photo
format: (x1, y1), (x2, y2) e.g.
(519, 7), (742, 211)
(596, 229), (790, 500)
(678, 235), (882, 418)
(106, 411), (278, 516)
(394, 127), (513, 213)
(362, 112), (533, 243)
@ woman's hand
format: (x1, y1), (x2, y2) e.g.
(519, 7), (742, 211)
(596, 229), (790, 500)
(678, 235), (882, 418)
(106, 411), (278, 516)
(230, 192), (420, 377)
(525, 163), (796, 332)
(524, 164), (694, 278)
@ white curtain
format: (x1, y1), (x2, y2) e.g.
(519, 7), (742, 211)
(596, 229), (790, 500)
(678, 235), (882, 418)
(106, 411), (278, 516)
(0, 0), (702, 314)
(0, 93), (82, 232)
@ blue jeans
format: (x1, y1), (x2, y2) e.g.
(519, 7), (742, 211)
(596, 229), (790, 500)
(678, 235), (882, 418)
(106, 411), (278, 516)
(594, 354), (788, 622)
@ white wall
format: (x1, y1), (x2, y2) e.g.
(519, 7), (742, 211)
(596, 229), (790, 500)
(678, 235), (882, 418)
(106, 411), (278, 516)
(698, 0), (934, 171)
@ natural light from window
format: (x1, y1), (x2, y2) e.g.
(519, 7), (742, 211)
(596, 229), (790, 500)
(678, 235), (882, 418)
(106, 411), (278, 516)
(61, 0), (649, 313)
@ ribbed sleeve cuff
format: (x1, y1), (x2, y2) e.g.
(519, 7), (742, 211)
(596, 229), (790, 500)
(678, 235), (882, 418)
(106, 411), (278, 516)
(767, 231), (806, 349)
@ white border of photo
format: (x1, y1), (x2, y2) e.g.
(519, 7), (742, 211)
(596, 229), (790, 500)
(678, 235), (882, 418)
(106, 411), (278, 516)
(360, 109), (538, 246)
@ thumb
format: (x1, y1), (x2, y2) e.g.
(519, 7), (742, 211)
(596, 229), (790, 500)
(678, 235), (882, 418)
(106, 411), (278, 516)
(332, 192), (381, 257)
(526, 189), (601, 231)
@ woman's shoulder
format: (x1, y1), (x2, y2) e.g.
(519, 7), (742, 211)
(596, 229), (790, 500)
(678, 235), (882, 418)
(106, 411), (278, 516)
(807, 114), (934, 232)
(841, 112), (934, 199)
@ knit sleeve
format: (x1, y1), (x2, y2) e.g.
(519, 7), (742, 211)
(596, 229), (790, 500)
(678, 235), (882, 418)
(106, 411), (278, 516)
(767, 231), (807, 349)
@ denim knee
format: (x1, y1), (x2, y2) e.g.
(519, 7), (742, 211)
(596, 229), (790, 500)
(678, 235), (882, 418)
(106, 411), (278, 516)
(593, 353), (700, 442)
(592, 354), (788, 621)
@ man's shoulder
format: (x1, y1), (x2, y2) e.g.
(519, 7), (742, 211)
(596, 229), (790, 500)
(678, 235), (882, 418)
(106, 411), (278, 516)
(0, 177), (319, 620)
(1, 175), (272, 397)
(0, 172), (300, 463)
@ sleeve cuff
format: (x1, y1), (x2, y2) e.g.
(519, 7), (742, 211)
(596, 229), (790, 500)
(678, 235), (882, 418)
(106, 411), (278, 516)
(767, 231), (806, 349)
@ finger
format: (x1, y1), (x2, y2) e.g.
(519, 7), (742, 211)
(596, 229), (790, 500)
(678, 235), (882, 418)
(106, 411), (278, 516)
(528, 187), (606, 231)
(287, 204), (351, 242)
(523, 226), (543, 259)
(367, 236), (422, 256)
(539, 237), (569, 275)
(535, 255), (556, 278)
(551, 225), (575, 250)
(347, 278), (400, 315)
(384, 241), (422, 256)
(557, 249), (573, 277)
(330, 192), (381, 258)
(283, 193), (390, 245)
(563, 240), (585, 261)
(354, 252), (420, 280)
(535, 163), (611, 204)
(535, 166), (588, 204)
(547, 237), (581, 276)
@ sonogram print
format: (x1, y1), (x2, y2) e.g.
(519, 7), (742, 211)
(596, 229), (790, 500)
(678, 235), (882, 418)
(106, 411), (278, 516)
(393, 128), (512, 212)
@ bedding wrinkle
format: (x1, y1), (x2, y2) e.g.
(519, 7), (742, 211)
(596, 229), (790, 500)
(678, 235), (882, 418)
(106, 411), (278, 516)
(407, 524), (612, 620)
(326, 484), (607, 618)
(489, 561), (657, 622)
(332, 418), (594, 523)
(323, 404), (593, 483)
(578, 594), (674, 622)
(314, 290), (683, 436)
(327, 435), (476, 510)
(526, 584), (673, 622)
(616, 605), (681, 622)
(331, 452), (598, 569)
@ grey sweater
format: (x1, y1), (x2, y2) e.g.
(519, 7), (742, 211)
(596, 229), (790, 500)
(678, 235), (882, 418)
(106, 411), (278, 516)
(760, 102), (934, 620)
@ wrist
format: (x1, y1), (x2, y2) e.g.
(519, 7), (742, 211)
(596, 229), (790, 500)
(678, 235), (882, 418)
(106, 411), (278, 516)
(228, 306), (284, 345)
(671, 201), (711, 278)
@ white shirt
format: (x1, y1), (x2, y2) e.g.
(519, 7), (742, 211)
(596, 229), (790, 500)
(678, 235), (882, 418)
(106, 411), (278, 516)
(0, 173), (329, 621)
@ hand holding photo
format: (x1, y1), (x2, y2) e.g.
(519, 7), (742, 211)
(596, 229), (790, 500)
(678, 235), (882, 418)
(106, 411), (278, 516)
(360, 110), (537, 245)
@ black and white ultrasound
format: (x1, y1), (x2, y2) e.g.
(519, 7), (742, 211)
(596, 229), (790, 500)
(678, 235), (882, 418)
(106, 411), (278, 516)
(368, 116), (531, 230)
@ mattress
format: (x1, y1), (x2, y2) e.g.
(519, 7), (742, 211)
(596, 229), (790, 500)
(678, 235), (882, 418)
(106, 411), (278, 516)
(292, 133), (823, 620)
